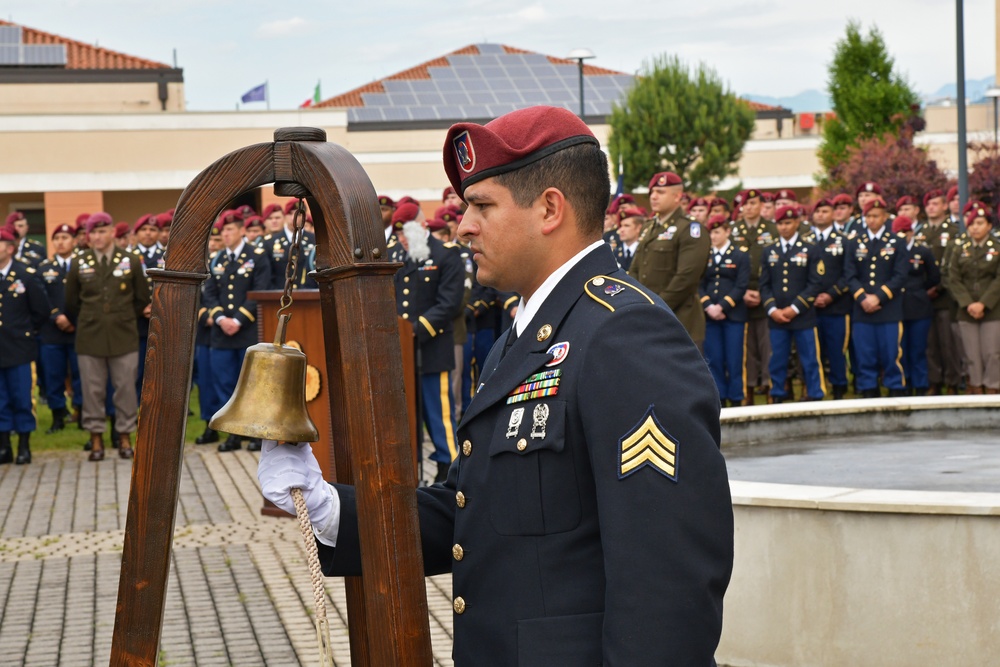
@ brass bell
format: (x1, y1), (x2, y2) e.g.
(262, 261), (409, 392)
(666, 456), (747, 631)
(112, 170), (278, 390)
(210, 314), (319, 442)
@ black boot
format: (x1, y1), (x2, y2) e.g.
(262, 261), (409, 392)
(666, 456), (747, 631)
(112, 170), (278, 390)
(195, 427), (220, 445)
(47, 408), (67, 434)
(246, 438), (262, 452)
(887, 388), (908, 398)
(15, 433), (31, 465)
(0, 432), (12, 465)
(434, 462), (450, 483)
(832, 385), (847, 400)
(217, 434), (242, 452)
(861, 389), (880, 399)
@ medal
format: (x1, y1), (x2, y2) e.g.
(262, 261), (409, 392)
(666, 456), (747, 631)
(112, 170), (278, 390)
(530, 403), (549, 439)
(506, 408), (524, 439)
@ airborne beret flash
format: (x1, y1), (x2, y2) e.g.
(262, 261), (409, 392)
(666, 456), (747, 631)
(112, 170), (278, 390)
(812, 198), (834, 213)
(891, 215), (914, 234)
(686, 197), (709, 213)
(606, 193), (636, 215)
(51, 223), (75, 239)
(774, 189), (797, 202)
(434, 206), (461, 224)
(709, 197), (730, 212)
(378, 195), (395, 208)
(85, 212), (114, 234)
(391, 202), (420, 230)
(134, 213), (158, 233)
(855, 181), (883, 196)
(761, 191), (776, 203)
(648, 171), (682, 190)
(705, 214), (729, 231)
(966, 206), (992, 225)
(740, 189), (762, 201)
(962, 199), (987, 215)
(774, 205), (800, 222)
(443, 106), (599, 197)
(862, 197), (888, 215)
(618, 206), (647, 221)
(211, 218), (224, 236)
(244, 215), (265, 230)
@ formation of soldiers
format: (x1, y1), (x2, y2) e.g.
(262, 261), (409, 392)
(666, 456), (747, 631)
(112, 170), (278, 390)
(3, 176), (998, 466)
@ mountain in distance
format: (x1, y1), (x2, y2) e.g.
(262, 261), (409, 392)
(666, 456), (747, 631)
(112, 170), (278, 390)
(924, 75), (995, 103)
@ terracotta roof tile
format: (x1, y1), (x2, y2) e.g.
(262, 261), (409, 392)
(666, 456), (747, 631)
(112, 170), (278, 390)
(0, 19), (170, 70)
(745, 99), (786, 112)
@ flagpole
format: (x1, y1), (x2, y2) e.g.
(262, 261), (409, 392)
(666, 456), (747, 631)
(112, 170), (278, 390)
(265, 80), (270, 111)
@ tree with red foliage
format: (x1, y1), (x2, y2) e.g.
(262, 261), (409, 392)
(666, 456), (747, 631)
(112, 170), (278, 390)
(968, 142), (1000, 210)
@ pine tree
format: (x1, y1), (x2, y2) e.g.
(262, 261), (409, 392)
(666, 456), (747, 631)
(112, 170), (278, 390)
(608, 55), (755, 194)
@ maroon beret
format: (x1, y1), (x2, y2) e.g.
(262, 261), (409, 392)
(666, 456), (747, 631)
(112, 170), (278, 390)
(761, 192), (776, 203)
(894, 195), (918, 212)
(134, 214), (158, 233)
(444, 106), (599, 197)
(946, 185), (959, 202)
(922, 189), (945, 207)
(378, 195), (395, 208)
(855, 181), (883, 197)
(862, 197), (888, 215)
(218, 210), (243, 226)
(830, 194), (854, 207)
(966, 206), (992, 225)
(51, 223), (75, 239)
(706, 214), (730, 231)
(211, 218), (224, 235)
(774, 205), (800, 222)
(606, 193), (636, 215)
(155, 212), (173, 228)
(85, 212), (114, 233)
(812, 198), (834, 213)
(425, 217), (448, 232)
(962, 199), (986, 215)
(397, 196), (420, 208)
(434, 206), (461, 224)
(244, 215), (265, 229)
(283, 200), (300, 215)
(261, 203), (283, 219)
(618, 206), (647, 221)
(391, 202), (420, 227)
(709, 197), (730, 211)
(75, 213), (91, 225)
(648, 172), (683, 190)
(5, 212), (25, 226)
(442, 186), (457, 202)
(0, 227), (16, 244)
(774, 189), (798, 202)
(741, 189), (763, 202)
(891, 215), (914, 234)
(236, 204), (256, 218)
(732, 192), (744, 206)
(686, 197), (710, 212)
(114, 222), (131, 239)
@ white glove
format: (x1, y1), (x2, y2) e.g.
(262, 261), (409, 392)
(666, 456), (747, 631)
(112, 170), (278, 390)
(258, 440), (340, 544)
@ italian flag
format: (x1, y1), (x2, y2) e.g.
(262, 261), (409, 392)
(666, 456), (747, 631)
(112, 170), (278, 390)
(300, 81), (321, 108)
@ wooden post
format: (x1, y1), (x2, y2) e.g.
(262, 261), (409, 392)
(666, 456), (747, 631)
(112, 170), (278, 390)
(110, 128), (432, 665)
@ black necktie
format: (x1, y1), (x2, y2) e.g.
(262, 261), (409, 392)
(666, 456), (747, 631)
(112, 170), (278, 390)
(101, 255), (109, 268)
(501, 327), (518, 360)
(624, 249), (631, 260)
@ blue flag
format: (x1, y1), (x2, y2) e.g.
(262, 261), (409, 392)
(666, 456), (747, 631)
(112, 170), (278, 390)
(241, 83), (267, 103)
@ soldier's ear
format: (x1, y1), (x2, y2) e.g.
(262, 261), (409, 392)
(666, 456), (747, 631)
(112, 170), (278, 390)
(538, 187), (567, 237)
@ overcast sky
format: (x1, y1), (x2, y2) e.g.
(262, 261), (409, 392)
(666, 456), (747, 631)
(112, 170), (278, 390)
(6, 0), (997, 110)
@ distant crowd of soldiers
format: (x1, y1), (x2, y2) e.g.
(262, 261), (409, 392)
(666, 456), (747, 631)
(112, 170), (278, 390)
(2, 176), (998, 467)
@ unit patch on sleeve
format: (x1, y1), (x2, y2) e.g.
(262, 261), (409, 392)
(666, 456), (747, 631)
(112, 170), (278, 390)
(618, 405), (678, 482)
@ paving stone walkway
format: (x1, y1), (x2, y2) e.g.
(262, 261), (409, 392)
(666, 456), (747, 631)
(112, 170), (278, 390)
(0, 446), (455, 667)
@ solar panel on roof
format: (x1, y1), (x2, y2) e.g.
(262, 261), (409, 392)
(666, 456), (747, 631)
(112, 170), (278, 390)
(350, 107), (385, 122)
(477, 43), (505, 55)
(479, 65), (505, 79)
(436, 79), (463, 93)
(520, 91), (551, 105)
(494, 91), (523, 104)
(511, 77), (541, 91)
(409, 106), (438, 120)
(463, 79), (491, 92)
(409, 80), (437, 93)
(361, 93), (391, 107)
(429, 66), (457, 79)
(447, 56), (477, 67)
(383, 107), (412, 121)
(23, 45), (66, 66)
(386, 92), (417, 106)
(0, 45), (19, 65)
(382, 80), (412, 93)
(505, 65), (532, 78)
(416, 92), (445, 106)
(0, 25), (22, 44)
(441, 92), (472, 105)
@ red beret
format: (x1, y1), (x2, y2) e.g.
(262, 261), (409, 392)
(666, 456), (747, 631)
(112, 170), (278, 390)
(709, 197), (730, 211)
(922, 189), (944, 207)
(618, 206), (647, 221)
(218, 210), (242, 227)
(75, 213), (91, 225)
(391, 202), (420, 227)
(74, 223), (88, 234)
(442, 186), (457, 202)
(397, 196), (420, 208)
(761, 192), (776, 203)
(706, 214), (729, 231)
(0, 227), (16, 244)
(774, 189), (798, 202)
(114, 222), (130, 239)
(434, 206), (461, 224)
(894, 196), (917, 212)
(862, 197), (888, 215)
(732, 192), (744, 206)
(606, 193), (636, 215)
(211, 219), (224, 236)
(155, 212), (173, 228)
(51, 223), (75, 239)
(963, 199), (987, 215)
(262, 203), (283, 218)
(891, 215), (914, 234)
(686, 197), (710, 212)
(134, 214), (158, 233)
(5, 212), (25, 226)
(648, 172), (683, 191)
(378, 195), (395, 208)
(444, 106), (599, 197)
(236, 204), (256, 218)
(283, 200), (300, 215)
(244, 215), (265, 229)
(830, 194), (854, 207)
(946, 185), (959, 202)
(85, 212), (114, 233)
(425, 217), (448, 232)
(774, 205), (800, 222)
(966, 206), (991, 225)
(741, 189), (763, 201)
(812, 198), (833, 213)
(855, 181), (883, 197)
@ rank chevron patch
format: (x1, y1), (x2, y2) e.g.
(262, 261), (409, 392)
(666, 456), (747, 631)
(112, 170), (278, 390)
(618, 405), (678, 481)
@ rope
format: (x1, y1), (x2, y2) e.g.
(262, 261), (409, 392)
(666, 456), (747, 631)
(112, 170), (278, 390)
(291, 487), (334, 667)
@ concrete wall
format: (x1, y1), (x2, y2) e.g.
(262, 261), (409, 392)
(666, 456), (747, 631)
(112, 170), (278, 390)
(0, 82), (185, 114)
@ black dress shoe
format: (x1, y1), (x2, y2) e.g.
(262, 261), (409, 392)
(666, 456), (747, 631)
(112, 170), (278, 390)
(195, 428), (220, 445)
(246, 438), (262, 452)
(0, 433), (12, 465)
(47, 408), (67, 434)
(218, 435), (242, 452)
(15, 433), (31, 465)
(83, 438), (92, 451)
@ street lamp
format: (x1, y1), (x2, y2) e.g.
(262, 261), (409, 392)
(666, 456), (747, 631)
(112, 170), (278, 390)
(567, 48), (595, 118)
(985, 87), (1000, 146)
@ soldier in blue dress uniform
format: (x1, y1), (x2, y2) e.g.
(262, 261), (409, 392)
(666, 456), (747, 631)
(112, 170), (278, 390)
(260, 105), (733, 666)
(759, 205), (826, 403)
(894, 215), (940, 395)
(700, 214), (750, 406)
(131, 214), (164, 404)
(0, 227), (50, 464)
(843, 198), (909, 397)
(263, 202), (315, 289)
(611, 206), (645, 271)
(810, 198), (852, 399)
(7, 212), (46, 268)
(202, 214), (272, 451)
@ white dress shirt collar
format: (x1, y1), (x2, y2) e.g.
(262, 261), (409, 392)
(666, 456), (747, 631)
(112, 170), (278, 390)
(513, 240), (605, 337)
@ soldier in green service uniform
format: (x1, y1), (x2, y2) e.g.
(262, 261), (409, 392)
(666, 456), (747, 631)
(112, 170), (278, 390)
(728, 189), (779, 403)
(628, 171), (711, 348)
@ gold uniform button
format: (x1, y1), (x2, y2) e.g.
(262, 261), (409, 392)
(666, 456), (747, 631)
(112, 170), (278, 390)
(454, 597), (466, 614)
(516, 438), (527, 451)
(456, 491), (466, 508)
(403, 288), (410, 295)
(462, 440), (472, 456)
(452, 544), (464, 561)
(402, 313), (409, 319)
(404, 277), (410, 283)
(402, 301), (409, 307)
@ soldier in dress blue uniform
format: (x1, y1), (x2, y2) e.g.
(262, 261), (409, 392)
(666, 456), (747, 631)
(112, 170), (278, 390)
(131, 214), (164, 405)
(6, 212), (46, 268)
(37, 224), (84, 432)
(611, 206), (645, 271)
(810, 198), (852, 399)
(202, 214), (272, 451)
(843, 197), (909, 397)
(193, 219), (224, 445)
(759, 205), (826, 403)
(263, 201), (315, 288)
(830, 193), (855, 234)
(260, 105), (733, 666)
(894, 215), (940, 395)
(844, 181), (884, 237)
(700, 214), (750, 406)
(393, 205), (466, 482)
(243, 215), (266, 248)
(0, 227), (50, 464)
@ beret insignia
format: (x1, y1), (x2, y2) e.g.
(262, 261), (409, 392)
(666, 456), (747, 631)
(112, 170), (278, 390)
(453, 131), (476, 173)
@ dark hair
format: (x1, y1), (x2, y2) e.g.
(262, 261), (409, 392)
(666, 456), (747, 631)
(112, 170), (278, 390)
(494, 143), (609, 237)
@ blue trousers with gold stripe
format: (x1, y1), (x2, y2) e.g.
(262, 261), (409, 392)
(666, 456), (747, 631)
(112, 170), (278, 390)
(902, 318), (932, 392)
(210, 348), (246, 415)
(816, 314), (849, 389)
(421, 371), (457, 465)
(703, 320), (746, 402)
(853, 321), (905, 391)
(40, 343), (83, 412)
(0, 363), (36, 433)
(769, 327), (825, 400)
(462, 329), (496, 413)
